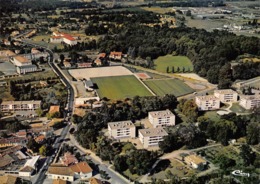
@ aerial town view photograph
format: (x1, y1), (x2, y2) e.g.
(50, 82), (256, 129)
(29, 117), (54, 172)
(0, 0), (259, 183)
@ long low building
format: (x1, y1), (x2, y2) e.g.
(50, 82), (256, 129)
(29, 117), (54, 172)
(214, 89), (238, 103)
(0, 101), (41, 112)
(139, 128), (168, 148)
(239, 95), (260, 110)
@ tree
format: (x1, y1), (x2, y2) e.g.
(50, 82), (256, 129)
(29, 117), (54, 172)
(246, 122), (260, 145)
(240, 144), (256, 166)
(60, 54), (65, 63)
(114, 155), (128, 172)
(177, 99), (198, 123)
(36, 108), (44, 117)
(159, 134), (177, 153)
(216, 155), (236, 171)
(27, 138), (40, 153)
(166, 66), (169, 73)
(171, 66), (174, 73)
(39, 145), (47, 156)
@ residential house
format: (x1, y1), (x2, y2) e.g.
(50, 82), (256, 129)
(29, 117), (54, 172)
(214, 89), (238, 103)
(0, 136), (28, 148)
(0, 101), (41, 112)
(49, 105), (60, 115)
(239, 95), (260, 110)
(34, 135), (45, 144)
(94, 58), (102, 66)
(184, 155), (207, 170)
(19, 155), (40, 177)
(60, 152), (78, 166)
(109, 52), (122, 60)
(139, 128), (168, 148)
(108, 121), (136, 139)
(47, 164), (74, 182)
(53, 179), (67, 184)
(63, 61), (71, 68)
(77, 62), (92, 68)
(98, 53), (106, 59)
(69, 162), (93, 179)
(195, 95), (220, 111)
(148, 109), (175, 128)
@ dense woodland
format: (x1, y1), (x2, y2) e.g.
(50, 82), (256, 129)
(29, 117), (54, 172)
(97, 24), (260, 88)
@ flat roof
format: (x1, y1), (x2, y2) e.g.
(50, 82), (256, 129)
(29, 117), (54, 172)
(1, 100), (41, 105)
(185, 155), (206, 165)
(24, 156), (40, 168)
(14, 56), (29, 63)
(108, 121), (135, 130)
(214, 89), (237, 94)
(139, 128), (168, 137)
(149, 109), (175, 118)
(196, 95), (219, 101)
(240, 94), (260, 100)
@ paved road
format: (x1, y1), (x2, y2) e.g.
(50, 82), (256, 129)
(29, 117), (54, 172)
(17, 39), (75, 184)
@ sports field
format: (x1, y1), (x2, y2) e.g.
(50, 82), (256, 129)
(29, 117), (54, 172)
(154, 55), (193, 73)
(91, 75), (153, 100)
(144, 79), (194, 97)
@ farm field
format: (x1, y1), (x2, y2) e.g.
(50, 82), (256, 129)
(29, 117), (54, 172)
(154, 55), (193, 73)
(91, 75), (153, 100)
(144, 79), (194, 97)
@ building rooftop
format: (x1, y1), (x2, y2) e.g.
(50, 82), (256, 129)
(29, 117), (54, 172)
(214, 89), (237, 94)
(14, 56), (29, 63)
(61, 152), (78, 166)
(108, 121), (135, 130)
(53, 179), (67, 184)
(20, 165), (34, 172)
(89, 177), (102, 184)
(24, 155), (40, 169)
(98, 53), (106, 58)
(185, 155), (206, 165)
(149, 109), (175, 118)
(49, 105), (60, 114)
(196, 95), (219, 101)
(69, 161), (93, 174)
(0, 175), (18, 184)
(0, 154), (15, 168)
(240, 94), (260, 100)
(18, 64), (37, 69)
(139, 128), (168, 137)
(1, 100), (41, 105)
(0, 136), (27, 145)
(48, 164), (74, 176)
(110, 51), (122, 56)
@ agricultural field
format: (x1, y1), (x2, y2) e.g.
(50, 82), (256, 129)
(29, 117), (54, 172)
(144, 79), (194, 97)
(154, 55), (193, 73)
(91, 75), (153, 100)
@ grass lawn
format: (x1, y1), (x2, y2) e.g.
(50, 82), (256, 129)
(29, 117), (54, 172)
(91, 75), (153, 100)
(154, 55), (193, 73)
(204, 111), (221, 122)
(230, 103), (251, 113)
(144, 79), (194, 97)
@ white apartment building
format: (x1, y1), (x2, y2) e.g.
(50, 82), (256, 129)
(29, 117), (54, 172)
(50, 32), (78, 46)
(0, 101), (41, 112)
(148, 109), (175, 128)
(195, 95), (220, 111)
(139, 128), (168, 148)
(214, 89), (238, 103)
(108, 121), (136, 139)
(239, 95), (260, 110)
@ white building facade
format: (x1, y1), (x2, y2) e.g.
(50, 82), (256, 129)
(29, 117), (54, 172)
(139, 128), (168, 148)
(108, 121), (136, 139)
(148, 109), (175, 128)
(239, 95), (260, 110)
(214, 89), (238, 103)
(0, 101), (41, 112)
(195, 95), (220, 111)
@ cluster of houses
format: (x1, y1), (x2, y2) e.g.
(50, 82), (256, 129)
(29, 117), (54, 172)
(0, 48), (48, 75)
(195, 89), (260, 111)
(108, 109), (175, 148)
(46, 152), (95, 182)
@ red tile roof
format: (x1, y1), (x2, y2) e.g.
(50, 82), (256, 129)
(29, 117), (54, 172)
(69, 162), (92, 174)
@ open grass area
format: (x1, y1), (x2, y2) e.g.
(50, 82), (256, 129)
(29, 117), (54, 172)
(204, 111), (221, 122)
(144, 79), (194, 97)
(230, 103), (251, 113)
(91, 75), (153, 100)
(154, 55), (193, 73)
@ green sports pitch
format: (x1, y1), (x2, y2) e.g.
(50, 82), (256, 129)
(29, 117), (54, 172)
(144, 79), (195, 97)
(91, 75), (153, 100)
(154, 55), (193, 73)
